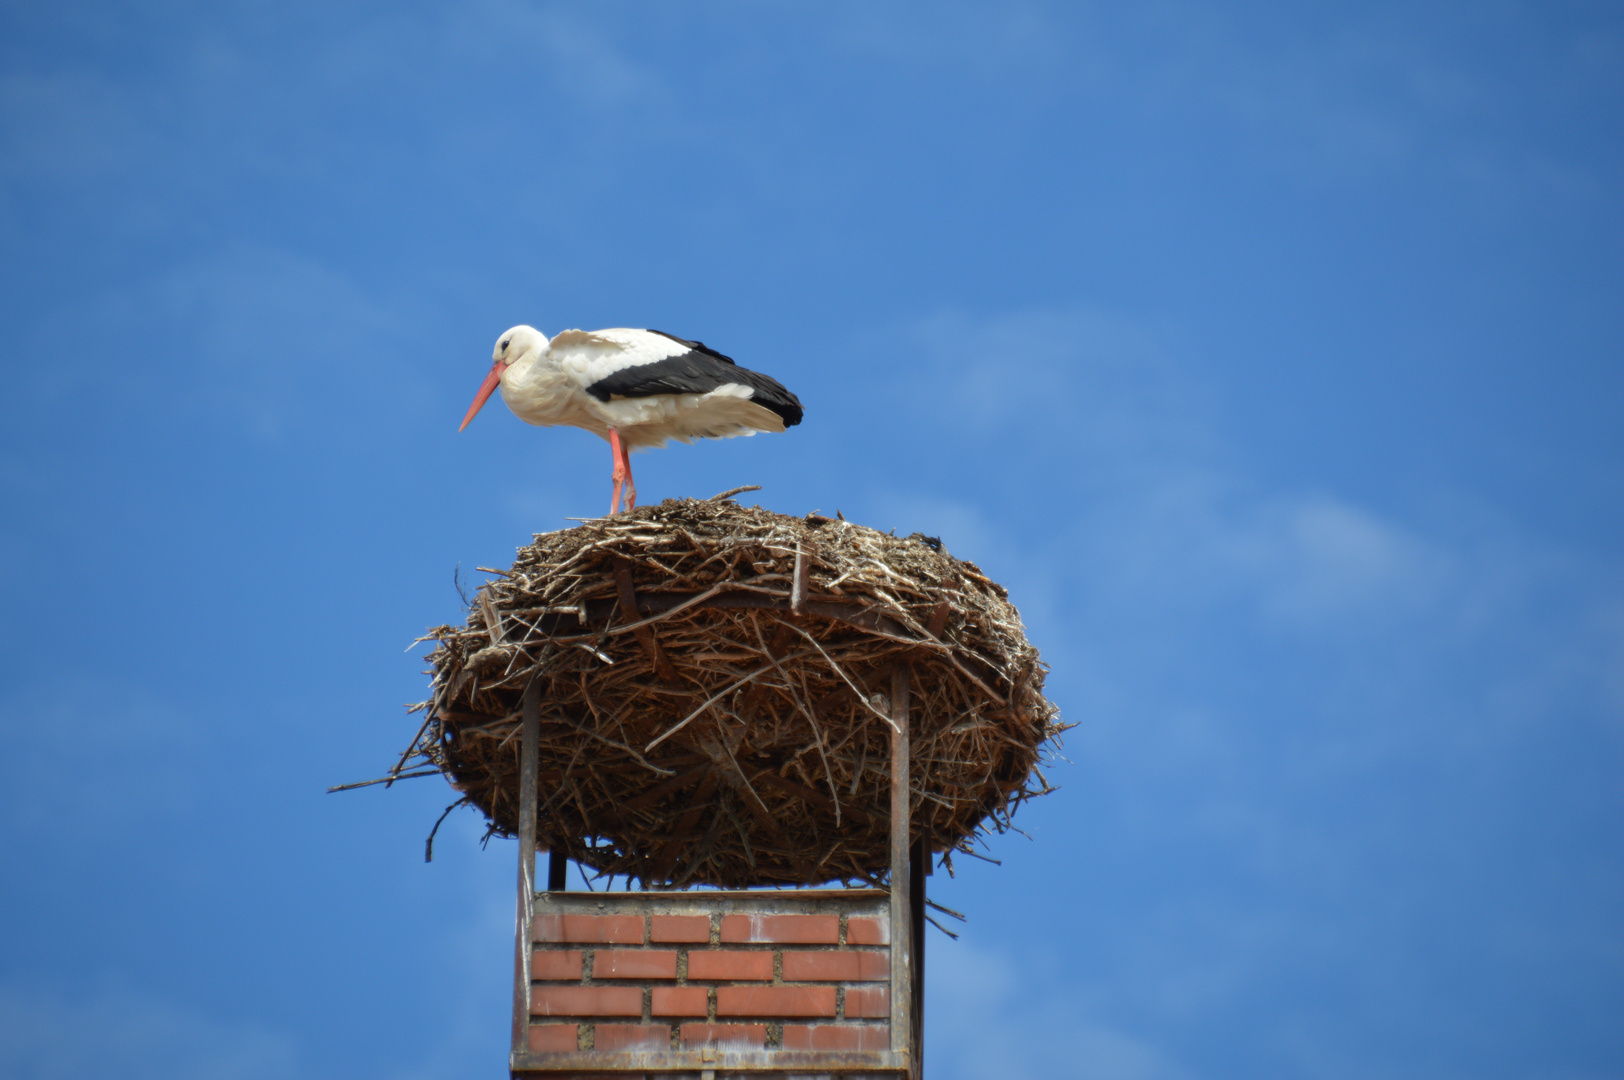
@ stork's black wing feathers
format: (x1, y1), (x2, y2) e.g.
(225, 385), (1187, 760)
(584, 331), (804, 428)
(645, 330), (738, 366)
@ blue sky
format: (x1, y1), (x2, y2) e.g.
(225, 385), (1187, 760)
(2, 2), (1620, 1078)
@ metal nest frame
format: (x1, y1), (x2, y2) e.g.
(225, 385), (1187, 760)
(510, 664), (926, 1077)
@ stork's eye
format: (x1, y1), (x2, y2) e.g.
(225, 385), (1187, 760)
(501, 340), (510, 351)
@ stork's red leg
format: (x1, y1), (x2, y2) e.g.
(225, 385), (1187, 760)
(622, 443), (637, 511)
(608, 429), (627, 515)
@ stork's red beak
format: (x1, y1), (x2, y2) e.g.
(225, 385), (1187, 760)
(459, 361), (507, 431)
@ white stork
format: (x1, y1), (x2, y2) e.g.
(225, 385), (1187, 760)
(459, 326), (803, 514)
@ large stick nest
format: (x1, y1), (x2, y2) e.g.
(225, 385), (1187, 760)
(398, 495), (1064, 889)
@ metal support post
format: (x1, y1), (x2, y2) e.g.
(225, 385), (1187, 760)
(911, 832), (928, 1074)
(888, 664), (913, 1072)
(547, 848), (567, 891)
(512, 677), (541, 1055)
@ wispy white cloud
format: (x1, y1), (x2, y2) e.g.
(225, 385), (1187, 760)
(827, 1), (1065, 71)
(152, 248), (422, 439)
(0, 69), (162, 183)
(12, 246), (431, 441)
(0, 1), (661, 207)
(929, 936), (1197, 1080)
(858, 306), (1624, 1047)
(381, 868), (513, 1080)
(809, 0), (1619, 201)
(0, 682), (199, 837)
(883, 304), (1621, 696)
(908, 307), (1210, 462)
(466, 3), (653, 105)
(0, 980), (298, 1080)
(848, 302), (1624, 794)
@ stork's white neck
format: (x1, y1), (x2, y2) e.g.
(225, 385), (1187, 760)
(498, 335), (605, 433)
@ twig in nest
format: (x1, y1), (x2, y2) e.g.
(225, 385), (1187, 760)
(771, 617), (900, 732)
(327, 768), (441, 793)
(709, 484), (763, 501)
(424, 797), (470, 861)
(560, 713), (677, 776)
(643, 650), (810, 752)
(749, 616), (842, 826)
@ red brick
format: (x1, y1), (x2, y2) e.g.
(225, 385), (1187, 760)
(650, 914), (711, 943)
(781, 950), (889, 982)
(532, 914), (644, 944)
(529, 950), (583, 981)
(845, 917), (889, 945)
(684, 949), (773, 981)
(719, 914), (838, 944)
(781, 1023), (889, 1051)
(844, 985), (888, 1019)
(530, 986), (643, 1018)
(680, 1023), (768, 1048)
(650, 986), (709, 1017)
(593, 1024), (670, 1051)
(527, 1023), (578, 1052)
(593, 949), (677, 979)
(716, 985), (836, 1018)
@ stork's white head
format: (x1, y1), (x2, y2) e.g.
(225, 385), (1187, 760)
(460, 325), (549, 431)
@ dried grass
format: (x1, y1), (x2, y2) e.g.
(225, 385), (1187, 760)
(395, 494), (1064, 888)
